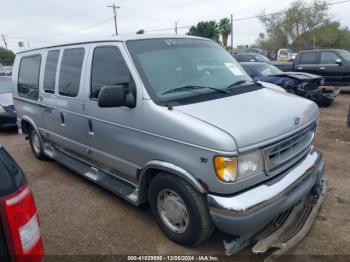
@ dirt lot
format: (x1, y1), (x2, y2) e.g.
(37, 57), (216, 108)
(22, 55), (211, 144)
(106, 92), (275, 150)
(0, 94), (349, 260)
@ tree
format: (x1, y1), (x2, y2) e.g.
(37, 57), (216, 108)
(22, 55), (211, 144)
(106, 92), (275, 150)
(294, 22), (350, 49)
(187, 21), (220, 41)
(0, 47), (15, 66)
(257, 0), (329, 50)
(136, 29), (145, 34)
(218, 18), (231, 48)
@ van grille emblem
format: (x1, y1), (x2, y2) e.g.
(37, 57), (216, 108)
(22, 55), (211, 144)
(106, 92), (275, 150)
(294, 117), (301, 125)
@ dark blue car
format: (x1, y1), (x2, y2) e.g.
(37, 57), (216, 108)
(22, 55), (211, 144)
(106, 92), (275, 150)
(240, 62), (340, 107)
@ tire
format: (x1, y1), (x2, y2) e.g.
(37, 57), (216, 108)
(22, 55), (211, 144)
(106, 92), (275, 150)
(29, 127), (48, 160)
(148, 173), (214, 246)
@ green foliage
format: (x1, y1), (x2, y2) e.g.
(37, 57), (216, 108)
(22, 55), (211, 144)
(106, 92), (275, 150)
(257, 0), (329, 50)
(187, 21), (220, 41)
(294, 22), (350, 49)
(0, 47), (15, 66)
(218, 18), (231, 47)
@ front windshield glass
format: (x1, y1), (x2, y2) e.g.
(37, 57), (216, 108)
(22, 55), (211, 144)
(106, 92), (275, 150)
(255, 64), (283, 76)
(338, 49), (350, 61)
(126, 38), (252, 104)
(0, 77), (12, 94)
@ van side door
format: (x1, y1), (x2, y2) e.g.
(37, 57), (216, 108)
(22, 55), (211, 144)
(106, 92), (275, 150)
(15, 54), (44, 131)
(83, 43), (142, 184)
(53, 47), (90, 158)
(41, 49), (62, 144)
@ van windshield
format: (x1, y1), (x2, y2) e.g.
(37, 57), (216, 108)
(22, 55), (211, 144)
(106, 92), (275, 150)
(126, 38), (255, 105)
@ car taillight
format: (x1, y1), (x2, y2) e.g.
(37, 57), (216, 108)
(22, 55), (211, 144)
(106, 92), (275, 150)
(0, 182), (44, 262)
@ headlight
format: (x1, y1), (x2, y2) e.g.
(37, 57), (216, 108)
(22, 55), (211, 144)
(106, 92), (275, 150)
(214, 150), (264, 183)
(238, 150), (264, 180)
(0, 105), (5, 113)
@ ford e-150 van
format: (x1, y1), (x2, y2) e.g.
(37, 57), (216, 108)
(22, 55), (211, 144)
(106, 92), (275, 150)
(12, 35), (326, 256)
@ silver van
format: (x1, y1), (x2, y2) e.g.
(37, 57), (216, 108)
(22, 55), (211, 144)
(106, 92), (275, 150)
(12, 35), (326, 256)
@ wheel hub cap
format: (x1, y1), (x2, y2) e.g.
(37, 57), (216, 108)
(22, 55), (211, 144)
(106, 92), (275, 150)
(157, 189), (189, 233)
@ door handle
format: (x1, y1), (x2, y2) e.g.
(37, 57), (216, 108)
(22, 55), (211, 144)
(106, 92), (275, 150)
(320, 67), (325, 70)
(88, 119), (94, 136)
(297, 67), (303, 70)
(59, 112), (65, 126)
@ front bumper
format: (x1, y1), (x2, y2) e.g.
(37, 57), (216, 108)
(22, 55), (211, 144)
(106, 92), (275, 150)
(0, 112), (17, 129)
(207, 148), (325, 254)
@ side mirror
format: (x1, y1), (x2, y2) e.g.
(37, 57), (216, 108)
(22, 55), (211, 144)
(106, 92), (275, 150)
(98, 85), (136, 108)
(335, 58), (342, 65)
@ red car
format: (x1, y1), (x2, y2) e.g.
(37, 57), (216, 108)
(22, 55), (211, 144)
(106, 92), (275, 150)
(0, 145), (44, 261)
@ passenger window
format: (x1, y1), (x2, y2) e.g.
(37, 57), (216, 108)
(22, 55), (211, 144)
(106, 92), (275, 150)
(91, 46), (131, 99)
(58, 48), (85, 97)
(18, 55), (41, 100)
(44, 50), (60, 93)
(299, 53), (317, 64)
(320, 52), (339, 64)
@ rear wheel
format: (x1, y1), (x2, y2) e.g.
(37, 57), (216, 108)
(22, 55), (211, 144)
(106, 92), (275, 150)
(29, 128), (47, 160)
(148, 173), (214, 246)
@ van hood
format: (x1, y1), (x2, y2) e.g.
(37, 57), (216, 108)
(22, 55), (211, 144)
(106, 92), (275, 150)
(174, 88), (319, 149)
(0, 93), (13, 107)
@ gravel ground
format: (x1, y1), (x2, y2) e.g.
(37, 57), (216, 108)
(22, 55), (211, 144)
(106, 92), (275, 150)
(0, 94), (349, 261)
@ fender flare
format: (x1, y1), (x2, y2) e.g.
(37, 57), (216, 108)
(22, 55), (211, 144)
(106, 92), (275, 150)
(21, 116), (44, 144)
(140, 160), (206, 194)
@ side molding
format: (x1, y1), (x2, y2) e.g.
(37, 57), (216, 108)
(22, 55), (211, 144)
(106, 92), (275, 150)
(140, 160), (206, 194)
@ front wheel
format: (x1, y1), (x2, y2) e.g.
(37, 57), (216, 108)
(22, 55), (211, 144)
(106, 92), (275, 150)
(148, 173), (214, 246)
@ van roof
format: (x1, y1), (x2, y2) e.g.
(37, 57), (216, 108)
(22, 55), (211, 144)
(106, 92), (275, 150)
(16, 34), (207, 54)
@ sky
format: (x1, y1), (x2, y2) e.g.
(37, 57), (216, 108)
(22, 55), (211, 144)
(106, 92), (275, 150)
(1, 0), (350, 52)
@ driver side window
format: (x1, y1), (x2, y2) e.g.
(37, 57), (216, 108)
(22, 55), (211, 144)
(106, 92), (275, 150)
(91, 46), (131, 99)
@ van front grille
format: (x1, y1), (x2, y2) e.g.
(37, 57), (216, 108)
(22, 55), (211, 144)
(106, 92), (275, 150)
(263, 124), (315, 172)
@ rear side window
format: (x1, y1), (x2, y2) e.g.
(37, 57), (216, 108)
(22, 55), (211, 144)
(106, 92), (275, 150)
(59, 48), (85, 97)
(44, 50), (60, 94)
(90, 46), (130, 99)
(299, 53), (317, 64)
(18, 55), (41, 100)
(320, 52), (339, 64)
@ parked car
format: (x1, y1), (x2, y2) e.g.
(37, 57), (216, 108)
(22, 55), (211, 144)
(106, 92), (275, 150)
(234, 52), (297, 71)
(0, 145), (44, 261)
(273, 49), (350, 86)
(0, 75), (17, 130)
(241, 62), (340, 107)
(237, 48), (268, 57)
(277, 49), (293, 62)
(267, 50), (277, 61)
(0, 67), (12, 77)
(233, 52), (271, 63)
(12, 35), (326, 257)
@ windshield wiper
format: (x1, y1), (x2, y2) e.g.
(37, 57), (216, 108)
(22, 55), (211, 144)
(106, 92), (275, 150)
(162, 85), (228, 95)
(226, 80), (262, 90)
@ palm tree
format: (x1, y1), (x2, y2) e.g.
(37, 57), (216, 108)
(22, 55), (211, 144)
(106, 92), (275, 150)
(219, 18), (231, 48)
(187, 21), (220, 41)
